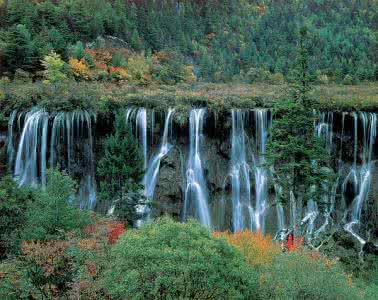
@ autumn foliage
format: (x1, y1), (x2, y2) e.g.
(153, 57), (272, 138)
(286, 235), (303, 252)
(69, 58), (90, 79)
(214, 230), (281, 267)
(21, 240), (73, 298)
(107, 222), (126, 245)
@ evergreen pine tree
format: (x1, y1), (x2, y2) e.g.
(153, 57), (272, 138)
(97, 114), (144, 225)
(4, 24), (37, 72)
(267, 26), (335, 207)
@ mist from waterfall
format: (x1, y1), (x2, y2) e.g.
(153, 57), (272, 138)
(183, 109), (211, 229)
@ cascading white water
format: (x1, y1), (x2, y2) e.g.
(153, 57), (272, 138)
(316, 112), (334, 154)
(344, 112), (376, 244)
(14, 109), (49, 187)
(50, 110), (97, 209)
(137, 109), (148, 172)
(144, 109), (175, 200)
(226, 109), (271, 232)
(8, 107), (377, 237)
(252, 110), (270, 231)
(301, 198), (319, 242)
(183, 109), (211, 228)
(229, 110), (252, 231)
(272, 183), (286, 232)
(12, 109), (97, 208)
(313, 111), (378, 244)
(125, 107), (148, 177)
(313, 111), (337, 238)
(134, 109), (176, 225)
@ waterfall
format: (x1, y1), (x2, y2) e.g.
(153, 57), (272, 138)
(301, 198), (319, 242)
(125, 108), (176, 225)
(183, 109), (211, 229)
(144, 109), (175, 200)
(12, 109), (97, 208)
(274, 183), (285, 232)
(315, 112), (334, 154)
(8, 107), (378, 238)
(344, 112), (376, 244)
(227, 109), (270, 232)
(229, 110), (252, 231)
(314, 112), (337, 237)
(136, 109), (148, 172)
(252, 110), (270, 231)
(14, 109), (49, 187)
(125, 107), (148, 178)
(50, 111), (97, 209)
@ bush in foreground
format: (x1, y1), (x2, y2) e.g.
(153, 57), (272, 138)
(21, 169), (91, 241)
(102, 218), (257, 300)
(0, 175), (34, 258)
(258, 251), (362, 299)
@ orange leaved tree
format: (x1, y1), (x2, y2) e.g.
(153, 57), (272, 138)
(214, 230), (281, 267)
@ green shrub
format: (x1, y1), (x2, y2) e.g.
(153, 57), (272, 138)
(71, 41), (85, 60)
(21, 169), (91, 241)
(84, 52), (96, 69)
(365, 283), (378, 300)
(102, 218), (257, 300)
(342, 74), (355, 85)
(259, 252), (362, 299)
(40, 51), (67, 84)
(0, 259), (38, 299)
(152, 51), (195, 85)
(0, 176), (34, 258)
(268, 72), (285, 85)
(111, 52), (127, 68)
(126, 54), (151, 84)
(245, 67), (271, 83)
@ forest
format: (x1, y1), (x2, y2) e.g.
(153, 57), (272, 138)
(0, 0), (378, 299)
(0, 0), (377, 83)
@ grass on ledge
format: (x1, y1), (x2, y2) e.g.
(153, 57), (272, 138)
(1, 80), (378, 121)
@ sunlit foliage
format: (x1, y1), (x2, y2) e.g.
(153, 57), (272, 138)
(214, 230), (281, 267)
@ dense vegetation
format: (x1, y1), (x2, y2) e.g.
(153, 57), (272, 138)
(1, 181), (375, 300)
(1, 1), (378, 299)
(0, 0), (377, 83)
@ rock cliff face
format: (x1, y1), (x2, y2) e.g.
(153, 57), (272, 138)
(2, 109), (378, 245)
(115, 110), (378, 244)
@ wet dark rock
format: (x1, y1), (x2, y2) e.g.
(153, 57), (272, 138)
(363, 242), (378, 255)
(333, 230), (360, 251)
(153, 147), (183, 218)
